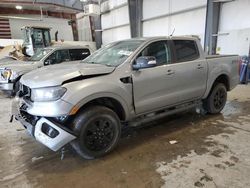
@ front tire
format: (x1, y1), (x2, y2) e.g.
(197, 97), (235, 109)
(203, 83), (227, 114)
(70, 106), (121, 159)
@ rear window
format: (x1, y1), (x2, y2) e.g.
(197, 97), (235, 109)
(69, 49), (91, 61)
(173, 40), (199, 62)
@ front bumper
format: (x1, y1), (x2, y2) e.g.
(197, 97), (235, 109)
(12, 97), (76, 151)
(19, 97), (74, 117)
(0, 83), (13, 91)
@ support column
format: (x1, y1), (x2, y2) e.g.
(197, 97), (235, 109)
(128, 0), (143, 38)
(212, 2), (221, 54)
(204, 0), (221, 55)
(93, 15), (102, 49)
(204, 0), (213, 55)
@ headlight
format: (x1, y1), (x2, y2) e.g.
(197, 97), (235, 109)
(1, 69), (18, 81)
(2, 69), (12, 80)
(31, 87), (67, 102)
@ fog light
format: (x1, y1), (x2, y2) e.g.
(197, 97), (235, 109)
(41, 123), (59, 138)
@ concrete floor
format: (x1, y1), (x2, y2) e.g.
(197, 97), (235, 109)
(0, 85), (250, 188)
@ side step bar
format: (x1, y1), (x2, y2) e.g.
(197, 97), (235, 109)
(129, 100), (202, 127)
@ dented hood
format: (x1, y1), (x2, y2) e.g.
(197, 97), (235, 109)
(21, 62), (115, 88)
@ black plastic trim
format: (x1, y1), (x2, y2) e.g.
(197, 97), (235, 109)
(62, 73), (108, 85)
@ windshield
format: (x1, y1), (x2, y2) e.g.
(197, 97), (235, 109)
(29, 48), (52, 61)
(82, 40), (144, 67)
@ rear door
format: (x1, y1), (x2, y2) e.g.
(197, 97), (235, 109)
(69, 48), (91, 61)
(169, 39), (207, 102)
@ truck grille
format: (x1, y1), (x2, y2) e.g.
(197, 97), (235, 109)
(19, 83), (31, 98)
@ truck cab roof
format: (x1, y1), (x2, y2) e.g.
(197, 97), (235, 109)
(119, 36), (200, 42)
(44, 45), (91, 51)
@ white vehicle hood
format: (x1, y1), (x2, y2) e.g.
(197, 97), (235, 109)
(0, 57), (18, 64)
(21, 62), (116, 88)
(0, 60), (37, 73)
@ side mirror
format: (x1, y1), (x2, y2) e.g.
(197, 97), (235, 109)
(44, 59), (52, 66)
(133, 56), (157, 70)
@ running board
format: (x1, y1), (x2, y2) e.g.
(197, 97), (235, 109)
(128, 100), (202, 127)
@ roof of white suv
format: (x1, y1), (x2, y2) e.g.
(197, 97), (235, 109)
(44, 45), (91, 51)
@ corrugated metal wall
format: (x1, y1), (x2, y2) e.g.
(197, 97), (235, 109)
(142, 0), (207, 46)
(77, 16), (92, 41)
(99, 0), (249, 56)
(101, 0), (207, 46)
(0, 19), (11, 39)
(101, 0), (130, 45)
(217, 0), (250, 56)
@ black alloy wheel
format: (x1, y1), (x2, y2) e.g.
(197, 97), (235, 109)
(70, 106), (121, 159)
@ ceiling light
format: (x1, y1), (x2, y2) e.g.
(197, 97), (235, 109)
(80, 0), (88, 2)
(16, 5), (23, 10)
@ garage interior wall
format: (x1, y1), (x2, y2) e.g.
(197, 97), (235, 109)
(100, 0), (207, 47)
(142, 0), (207, 46)
(8, 16), (74, 41)
(101, 0), (130, 45)
(98, 0), (250, 56)
(77, 16), (92, 41)
(217, 0), (250, 56)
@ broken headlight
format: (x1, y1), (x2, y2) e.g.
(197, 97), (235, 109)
(1, 69), (12, 80)
(1, 69), (19, 81)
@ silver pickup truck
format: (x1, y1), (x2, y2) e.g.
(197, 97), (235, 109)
(0, 45), (92, 96)
(12, 36), (239, 159)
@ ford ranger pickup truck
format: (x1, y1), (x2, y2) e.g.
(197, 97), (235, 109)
(0, 45), (92, 96)
(12, 36), (240, 159)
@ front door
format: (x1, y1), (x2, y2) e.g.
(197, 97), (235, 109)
(132, 40), (174, 114)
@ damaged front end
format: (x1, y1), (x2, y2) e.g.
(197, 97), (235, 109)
(11, 88), (77, 151)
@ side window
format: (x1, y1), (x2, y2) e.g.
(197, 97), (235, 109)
(69, 49), (91, 61)
(58, 50), (70, 63)
(44, 51), (56, 65)
(138, 41), (171, 65)
(173, 40), (199, 62)
(45, 50), (70, 65)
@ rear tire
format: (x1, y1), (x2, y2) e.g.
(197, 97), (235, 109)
(70, 106), (121, 159)
(203, 83), (227, 114)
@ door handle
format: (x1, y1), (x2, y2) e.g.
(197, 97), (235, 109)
(167, 69), (175, 75)
(197, 64), (204, 69)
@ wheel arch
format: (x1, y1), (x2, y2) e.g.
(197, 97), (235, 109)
(70, 94), (130, 121)
(213, 74), (230, 91)
(204, 73), (230, 99)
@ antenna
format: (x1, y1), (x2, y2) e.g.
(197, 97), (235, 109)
(170, 28), (175, 37)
